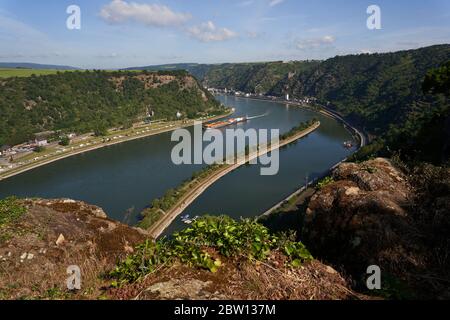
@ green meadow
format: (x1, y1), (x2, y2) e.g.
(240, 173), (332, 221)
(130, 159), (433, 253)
(0, 68), (62, 78)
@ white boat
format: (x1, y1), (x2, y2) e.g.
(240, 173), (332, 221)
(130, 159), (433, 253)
(181, 214), (200, 225)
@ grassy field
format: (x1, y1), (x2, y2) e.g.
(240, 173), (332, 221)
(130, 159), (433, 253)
(0, 68), (65, 78)
(0, 68), (143, 78)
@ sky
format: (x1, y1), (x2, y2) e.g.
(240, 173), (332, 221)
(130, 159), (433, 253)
(0, 0), (449, 69)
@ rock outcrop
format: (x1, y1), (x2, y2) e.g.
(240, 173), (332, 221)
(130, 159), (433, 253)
(302, 158), (450, 298)
(304, 159), (417, 273)
(110, 260), (367, 300)
(0, 198), (366, 300)
(0, 199), (148, 299)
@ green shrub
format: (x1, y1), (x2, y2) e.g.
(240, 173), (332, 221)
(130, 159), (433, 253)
(59, 136), (70, 146)
(0, 196), (26, 227)
(316, 176), (334, 190)
(110, 216), (313, 286)
(138, 209), (163, 230)
(34, 146), (46, 153)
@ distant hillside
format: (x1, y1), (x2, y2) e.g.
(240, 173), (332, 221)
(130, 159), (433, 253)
(200, 61), (321, 94)
(128, 45), (450, 132)
(0, 70), (223, 146)
(123, 63), (213, 80)
(124, 63), (200, 72)
(164, 45), (450, 162)
(190, 45), (449, 130)
(0, 62), (79, 70)
(124, 61), (323, 92)
(128, 45), (450, 163)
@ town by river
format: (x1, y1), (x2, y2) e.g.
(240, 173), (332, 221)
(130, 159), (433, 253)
(0, 95), (356, 232)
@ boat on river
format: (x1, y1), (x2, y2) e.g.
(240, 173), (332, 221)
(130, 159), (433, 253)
(181, 214), (200, 225)
(343, 141), (353, 148)
(203, 116), (248, 130)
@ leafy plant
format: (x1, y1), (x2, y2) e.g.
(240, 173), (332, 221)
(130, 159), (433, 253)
(0, 196), (26, 227)
(59, 136), (70, 146)
(283, 242), (313, 267)
(33, 146), (46, 153)
(362, 165), (377, 174)
(110, 216), (313, 286)
(316, 176), (334, 190)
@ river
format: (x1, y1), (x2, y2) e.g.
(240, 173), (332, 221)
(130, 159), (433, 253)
(0, 95), (356, 231)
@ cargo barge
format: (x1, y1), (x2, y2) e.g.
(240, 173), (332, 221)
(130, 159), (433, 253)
(203, 116), (248, 130)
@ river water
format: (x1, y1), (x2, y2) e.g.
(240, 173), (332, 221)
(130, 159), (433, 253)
(0, 96), (356, 231)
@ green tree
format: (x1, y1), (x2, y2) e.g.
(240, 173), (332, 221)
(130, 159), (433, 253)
(59, 136), (70, 146)
(422, 61), (450, 95)
(34, 146), (46, 153)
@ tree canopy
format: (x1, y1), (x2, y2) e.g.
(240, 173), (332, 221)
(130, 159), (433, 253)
(0, 70), (222, 146)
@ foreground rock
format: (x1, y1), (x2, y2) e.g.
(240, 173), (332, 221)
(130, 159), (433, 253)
(0, 198), (367, 300)
(110, 260), (366, 300)
(0, 199), (148, 299)
(303, 158), (450, 298)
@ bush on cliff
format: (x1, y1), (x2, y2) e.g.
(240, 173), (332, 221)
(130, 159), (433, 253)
(110, 216), (313, 286)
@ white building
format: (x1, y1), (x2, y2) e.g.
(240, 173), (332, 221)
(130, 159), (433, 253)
(36, 139), (48, 147)
(286, 94), (290, 101)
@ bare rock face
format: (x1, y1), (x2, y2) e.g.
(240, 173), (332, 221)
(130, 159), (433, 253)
(0, 199), (148, 299)
(138, 279), (228, 300)
(303, 158), (424, 278)
(111, 260), (368, 300)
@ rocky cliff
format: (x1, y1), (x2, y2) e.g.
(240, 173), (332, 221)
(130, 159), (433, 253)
(302, 158), (450, 299)
(1, 158), (447, 300)
(0, 198), (365, 300)
(0, 198), (147, 299)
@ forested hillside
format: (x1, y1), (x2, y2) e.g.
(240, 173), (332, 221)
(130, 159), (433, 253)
(144, 45), (449, 163)
(0, 70), (222, 146)
(190, 45), (449, 132)
(131, 45), (449, 140)
(199, 61), (321, 94)
(277, 45), (449, 133)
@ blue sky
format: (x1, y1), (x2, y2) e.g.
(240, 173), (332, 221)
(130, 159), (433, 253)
(0, 0), (449, 68)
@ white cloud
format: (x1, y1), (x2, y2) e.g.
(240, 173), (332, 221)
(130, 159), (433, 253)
(99, 0), (192, 27)
(95, 53), (120, 59)
(269, 0), (284, 7)
(296, 35), (335, 49)
(238, 0), (254, 7)
(187, 21), (237, 42)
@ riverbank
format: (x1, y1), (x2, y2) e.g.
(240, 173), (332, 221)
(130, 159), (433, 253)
(223, 94), (367, 148)
(259, 157), (349, 218)
(258, 111), (365, 219)
(0, 112), (233, 182)
(214, 94), (369, 220)
(145, 121), (321, 239)
(258, 120), (366, 220)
